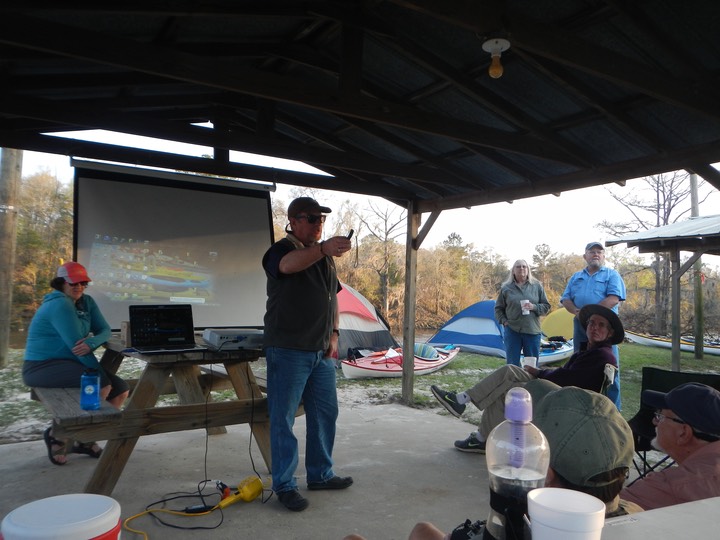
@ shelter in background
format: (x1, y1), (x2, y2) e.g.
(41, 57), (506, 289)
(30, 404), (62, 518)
(607, 215), (720, 370)
(427, 300), (505, 358)
(337, 283), (399, 356)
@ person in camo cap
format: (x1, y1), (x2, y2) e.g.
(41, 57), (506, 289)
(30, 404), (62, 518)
(344, 385), (640, 540)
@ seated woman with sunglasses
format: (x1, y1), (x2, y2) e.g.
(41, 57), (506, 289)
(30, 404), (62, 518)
(23, 261), (129, 465)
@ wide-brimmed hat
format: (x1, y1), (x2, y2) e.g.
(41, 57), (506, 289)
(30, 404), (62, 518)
(578, 304), (624, 344)
(643, 382), (720, 438)
(287, 197), (331, 218)
(56, 261), (91, 284)
(534, 387), (633, 487)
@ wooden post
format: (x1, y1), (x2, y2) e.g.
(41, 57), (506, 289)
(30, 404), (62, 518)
(0, 148), (22, 368)
(401, 202), (419, 404)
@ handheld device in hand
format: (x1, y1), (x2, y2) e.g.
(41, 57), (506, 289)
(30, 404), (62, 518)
(346, 229), (354, 239)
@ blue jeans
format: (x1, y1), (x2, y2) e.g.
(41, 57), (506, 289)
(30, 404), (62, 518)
(266, 347), (338, 493)
(573, 318), (622, 410)
(503, 327), (541, 367)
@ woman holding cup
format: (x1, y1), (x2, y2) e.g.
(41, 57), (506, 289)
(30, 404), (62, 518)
(494, 259), (551, 367)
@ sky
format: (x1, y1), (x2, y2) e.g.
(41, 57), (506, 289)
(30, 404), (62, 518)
(17, 136), (720, 265)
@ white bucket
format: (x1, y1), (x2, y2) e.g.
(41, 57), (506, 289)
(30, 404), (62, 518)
(527, 488), (605, 540)
(1, 494), (121, 540)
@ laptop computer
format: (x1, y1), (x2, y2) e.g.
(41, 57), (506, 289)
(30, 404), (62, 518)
(129, 304), (208, 354)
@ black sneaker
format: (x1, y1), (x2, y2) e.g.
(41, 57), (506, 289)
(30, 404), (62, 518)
(449, 519), (486, 540)
(454, 432), (486, 453)
(307, 475), (353, 490)
(277, 489), (309, 512)
(431, 385), (466, 417)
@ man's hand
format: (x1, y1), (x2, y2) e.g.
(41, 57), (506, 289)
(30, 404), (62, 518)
(322, 236), (352, 257)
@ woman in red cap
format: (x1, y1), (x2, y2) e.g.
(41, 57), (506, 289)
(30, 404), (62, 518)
(22, 261), (129, 465)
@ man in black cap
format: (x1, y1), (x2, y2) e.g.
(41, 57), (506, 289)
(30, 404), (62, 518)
(620, 382), (720, 510)
(262, 197), (353, 511)
(560, 241), (626, 408)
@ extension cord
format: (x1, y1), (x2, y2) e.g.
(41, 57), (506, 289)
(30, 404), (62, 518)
(217, 476), (264, 509)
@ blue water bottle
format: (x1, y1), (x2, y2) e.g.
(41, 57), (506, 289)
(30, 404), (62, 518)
(80, 369), (101, 410)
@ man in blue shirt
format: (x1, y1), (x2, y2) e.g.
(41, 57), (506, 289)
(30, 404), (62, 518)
(561, 241), (626, 408)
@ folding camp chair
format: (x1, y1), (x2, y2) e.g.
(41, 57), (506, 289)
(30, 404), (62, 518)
(626, 366), (720, 485)
(601, 363), (617, 397)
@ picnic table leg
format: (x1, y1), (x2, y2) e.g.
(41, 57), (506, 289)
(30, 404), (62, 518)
(84, 364), (169, 495)
(224, 362), (272, 472)
(172, 364), (226, 435)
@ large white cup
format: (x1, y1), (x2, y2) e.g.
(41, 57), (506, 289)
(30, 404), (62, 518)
(521, 356), (537, 368)
(521, 299), (530, 315)
(527, 488), (605, 540)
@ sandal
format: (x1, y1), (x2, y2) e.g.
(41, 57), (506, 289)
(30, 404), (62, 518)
(43, 427), (68, 466)
(71, 441), (103, 458)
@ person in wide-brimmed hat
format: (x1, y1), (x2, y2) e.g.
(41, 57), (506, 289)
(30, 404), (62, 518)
(431, 303), (623, 453)
(561, 241), (626, 409)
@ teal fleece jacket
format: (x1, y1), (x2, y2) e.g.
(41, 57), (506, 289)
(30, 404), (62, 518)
(24, 290), (111, 369)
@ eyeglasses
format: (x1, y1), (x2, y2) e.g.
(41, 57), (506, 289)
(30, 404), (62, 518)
(653, 411), (686, 425)
(586, 320), (611, 330)
(68, 281), (89, 288)
(295, 214), (326, 224)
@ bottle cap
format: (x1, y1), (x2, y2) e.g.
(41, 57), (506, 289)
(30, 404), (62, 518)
(504, 387), (532, 422)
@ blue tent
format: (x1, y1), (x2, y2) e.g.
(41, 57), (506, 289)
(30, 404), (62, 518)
(427, 300), (505, 358)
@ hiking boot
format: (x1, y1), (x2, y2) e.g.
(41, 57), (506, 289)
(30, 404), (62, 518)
(454, 432), (486, 453)
(277, 489), (309, 512)
(431, 385), (466, 417)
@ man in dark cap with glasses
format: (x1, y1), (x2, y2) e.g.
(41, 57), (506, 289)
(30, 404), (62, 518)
(620, 382), (720, 510)
(262, 197), (354, 511)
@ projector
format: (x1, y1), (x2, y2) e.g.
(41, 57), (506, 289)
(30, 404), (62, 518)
(202, 328), (264, 350)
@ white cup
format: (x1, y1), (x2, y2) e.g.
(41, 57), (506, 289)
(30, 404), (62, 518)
(522, 356), (537, 369)
(521, 299), (530, 315)
(527, 488), (605, 540)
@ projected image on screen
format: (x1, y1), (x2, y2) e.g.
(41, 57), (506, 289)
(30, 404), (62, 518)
(87, 235), (216, 302)
(74, 163), (274, 329)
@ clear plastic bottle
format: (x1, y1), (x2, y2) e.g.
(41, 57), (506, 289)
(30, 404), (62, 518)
(484, 387), (549, 540)
(80, 369), (101, 410)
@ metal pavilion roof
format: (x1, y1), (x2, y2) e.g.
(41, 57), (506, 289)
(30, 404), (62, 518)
(607, 215), (720, 256)
(1, 1), (720, 213)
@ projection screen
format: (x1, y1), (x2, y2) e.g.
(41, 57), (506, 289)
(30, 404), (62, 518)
(73, 161), (274, 330)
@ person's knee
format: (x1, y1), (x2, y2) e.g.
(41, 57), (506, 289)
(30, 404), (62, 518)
(408, 521), (445, 540)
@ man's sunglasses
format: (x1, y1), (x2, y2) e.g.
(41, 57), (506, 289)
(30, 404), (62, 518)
(295, 214), (326, 224)
(68, 281), (89, 287)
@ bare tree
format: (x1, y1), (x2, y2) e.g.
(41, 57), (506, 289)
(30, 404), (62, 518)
(598, 172), (710, 334)
(353, 202), (406, 317)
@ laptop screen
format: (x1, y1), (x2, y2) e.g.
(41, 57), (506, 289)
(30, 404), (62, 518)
(129, 304), (197, 349)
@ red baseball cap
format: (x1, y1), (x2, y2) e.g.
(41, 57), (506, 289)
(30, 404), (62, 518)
(57, 261), (91, 284)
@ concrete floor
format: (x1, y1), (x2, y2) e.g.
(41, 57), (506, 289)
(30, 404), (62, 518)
(0, 402), (490, 540)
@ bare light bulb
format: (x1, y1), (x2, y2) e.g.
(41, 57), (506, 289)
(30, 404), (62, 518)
(488, 53), (503, 79)
(482, 38), (510, 80)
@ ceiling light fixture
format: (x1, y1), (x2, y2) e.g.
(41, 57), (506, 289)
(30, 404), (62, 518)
(482, 38), (511, 79)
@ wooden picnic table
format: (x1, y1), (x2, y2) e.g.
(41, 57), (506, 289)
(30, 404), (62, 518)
(55, 337), (271, 496)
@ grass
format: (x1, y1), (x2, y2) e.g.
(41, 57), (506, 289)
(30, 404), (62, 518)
(337, 342), (720, 423)
(2, 341), (719, 443)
